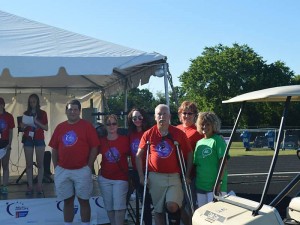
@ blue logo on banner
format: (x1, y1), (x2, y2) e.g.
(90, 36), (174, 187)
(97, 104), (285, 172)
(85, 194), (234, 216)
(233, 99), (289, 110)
(62, 130), (78, 146)
(93, 197), (105, 208)
(56, 200), (78, 214)
(6, 201), (29, 218)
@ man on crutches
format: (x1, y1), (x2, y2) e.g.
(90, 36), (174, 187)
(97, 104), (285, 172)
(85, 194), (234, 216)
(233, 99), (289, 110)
(136, 104), (193, 225)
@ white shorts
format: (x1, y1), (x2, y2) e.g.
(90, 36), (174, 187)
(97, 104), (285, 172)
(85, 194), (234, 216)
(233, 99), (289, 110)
(98, 176), (128, 211)
(54, 165), (93, 200)
(197, 191), (227, 208)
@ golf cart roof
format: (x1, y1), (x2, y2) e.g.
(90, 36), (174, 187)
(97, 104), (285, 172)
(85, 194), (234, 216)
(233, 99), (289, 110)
(222, 85), (300, 103)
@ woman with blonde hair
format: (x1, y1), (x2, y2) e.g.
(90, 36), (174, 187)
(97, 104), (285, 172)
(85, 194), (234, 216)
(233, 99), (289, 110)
(194, 112), (228, 208)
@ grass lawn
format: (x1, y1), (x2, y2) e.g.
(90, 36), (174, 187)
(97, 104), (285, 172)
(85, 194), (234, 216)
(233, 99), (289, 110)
(229, 142), (298, 157)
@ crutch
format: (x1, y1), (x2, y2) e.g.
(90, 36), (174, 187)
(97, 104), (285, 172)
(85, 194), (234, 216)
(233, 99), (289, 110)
(179, 146), (194, 206)
(140, 141), (150, 225)
(174, 141), (195, 214)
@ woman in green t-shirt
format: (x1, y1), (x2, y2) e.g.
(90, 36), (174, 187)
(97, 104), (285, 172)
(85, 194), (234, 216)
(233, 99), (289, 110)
(194, 112), (228, 208)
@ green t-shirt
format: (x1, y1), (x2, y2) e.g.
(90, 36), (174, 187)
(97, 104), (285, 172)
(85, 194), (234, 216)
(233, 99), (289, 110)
(194, 134), (228, 192)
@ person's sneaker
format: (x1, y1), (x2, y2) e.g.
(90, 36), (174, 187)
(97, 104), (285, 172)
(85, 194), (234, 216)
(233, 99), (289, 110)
(1, 186), (8, 195)
(25, 187), (33, 195)
(36, 185), (44, 195)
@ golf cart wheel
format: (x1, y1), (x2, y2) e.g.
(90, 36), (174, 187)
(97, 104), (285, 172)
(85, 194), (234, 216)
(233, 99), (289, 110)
(283, 218), (300, 225)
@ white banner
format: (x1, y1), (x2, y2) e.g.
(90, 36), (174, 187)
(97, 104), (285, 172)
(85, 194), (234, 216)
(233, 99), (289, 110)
(0, 196), (110, 225)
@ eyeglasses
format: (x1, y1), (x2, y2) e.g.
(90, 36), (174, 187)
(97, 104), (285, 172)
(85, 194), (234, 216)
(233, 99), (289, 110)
(67, 108), (79, 112)
(182, 112), (194, 116)
(132, 116), (143, 122)
(106, 122), (117, 126)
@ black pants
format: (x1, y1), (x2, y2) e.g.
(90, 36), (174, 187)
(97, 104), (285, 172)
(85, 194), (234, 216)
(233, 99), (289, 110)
(128, 169), (153, 225)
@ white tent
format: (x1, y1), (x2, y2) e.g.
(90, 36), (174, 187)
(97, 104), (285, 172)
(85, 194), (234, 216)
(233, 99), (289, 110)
(0, 10), (167, 176)
(0, 10), (166, 95)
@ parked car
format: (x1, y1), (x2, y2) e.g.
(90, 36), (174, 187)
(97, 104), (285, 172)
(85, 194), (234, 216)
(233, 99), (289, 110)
(281, 134), (299, 150)
(252, 136), (268, 148)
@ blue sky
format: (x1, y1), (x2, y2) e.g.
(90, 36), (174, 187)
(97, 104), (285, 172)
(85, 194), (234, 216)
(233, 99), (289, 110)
(1, 1), (300, 94)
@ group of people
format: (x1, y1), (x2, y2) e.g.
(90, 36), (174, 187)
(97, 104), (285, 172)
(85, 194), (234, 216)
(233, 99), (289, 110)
(0, 95), (229, 225)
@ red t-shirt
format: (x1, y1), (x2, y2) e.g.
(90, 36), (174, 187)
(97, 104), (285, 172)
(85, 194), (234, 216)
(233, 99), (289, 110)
(139, 125), (192, 174)
(0, 112), (15, 140)
(176, 124), (204, 150)
(99, 135), (130, 181)
(23, 110), (48, 140)
(128, 131), (144, 170)
(49, 119), (100, 169)
(177, 124), (204, 178)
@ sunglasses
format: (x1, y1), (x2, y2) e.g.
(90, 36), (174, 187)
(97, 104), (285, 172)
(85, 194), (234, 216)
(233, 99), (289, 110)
(132, 116), (143, 122)
(182, 112), (194, 116)
(106, 122), (117, 126)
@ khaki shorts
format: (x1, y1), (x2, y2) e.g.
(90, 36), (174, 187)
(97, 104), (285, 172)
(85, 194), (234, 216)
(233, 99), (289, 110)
(148, 172), (183, 213)
(54, 165), (93, 200)
(98, 176), (128, 211)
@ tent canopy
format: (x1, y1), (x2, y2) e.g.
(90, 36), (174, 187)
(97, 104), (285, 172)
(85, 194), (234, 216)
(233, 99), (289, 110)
(0, 10), (166, 96)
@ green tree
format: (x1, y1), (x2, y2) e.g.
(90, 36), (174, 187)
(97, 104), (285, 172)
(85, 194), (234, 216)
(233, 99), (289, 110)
(179, 43), (295, 127)
(105, 88), (180, 126)
(291, 74), (300, 84)
(106, 88), (156, 114)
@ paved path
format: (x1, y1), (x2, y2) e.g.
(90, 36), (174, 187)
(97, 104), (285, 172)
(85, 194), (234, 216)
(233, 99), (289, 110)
(227, 154), (300, 218)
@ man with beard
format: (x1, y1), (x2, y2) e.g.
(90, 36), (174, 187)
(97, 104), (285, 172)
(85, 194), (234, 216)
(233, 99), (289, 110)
(136, 104), (193, 225)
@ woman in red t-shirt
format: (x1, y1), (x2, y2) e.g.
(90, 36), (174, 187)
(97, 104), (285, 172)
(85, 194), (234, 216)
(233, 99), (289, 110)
(20, 94), (48, 195)
(0, 97), (15, 195)
(177, 101), (203, 225)
(98, 114), (130, 225)
(127, 108), (152, 225)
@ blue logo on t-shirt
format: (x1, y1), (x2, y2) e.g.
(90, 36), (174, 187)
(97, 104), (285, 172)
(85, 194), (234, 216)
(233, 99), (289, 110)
(105, 147), (120, 163)
(131, 138), (140, 155)
(62, 130), (78, 146)
(155, 140), (172, 158)
(0, 119), (7, 132)
(202, 147), (212, 158)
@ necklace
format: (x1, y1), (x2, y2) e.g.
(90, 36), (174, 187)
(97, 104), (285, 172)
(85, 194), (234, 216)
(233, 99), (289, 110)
(160, 130), (169, 137)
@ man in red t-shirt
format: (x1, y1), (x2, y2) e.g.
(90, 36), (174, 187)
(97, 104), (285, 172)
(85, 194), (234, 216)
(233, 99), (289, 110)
(49, 99), (99, 225)
(136, 104), (193, 225)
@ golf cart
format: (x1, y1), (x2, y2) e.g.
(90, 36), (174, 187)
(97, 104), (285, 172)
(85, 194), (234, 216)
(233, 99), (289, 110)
(281, 134), (299, 150)
(253, 135), (269, 148)
(285, 149), (300, 224)
(192, 85), (300, 225)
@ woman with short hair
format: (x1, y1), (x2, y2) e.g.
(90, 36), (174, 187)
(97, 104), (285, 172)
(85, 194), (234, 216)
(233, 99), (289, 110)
(98, 114), (130, 225)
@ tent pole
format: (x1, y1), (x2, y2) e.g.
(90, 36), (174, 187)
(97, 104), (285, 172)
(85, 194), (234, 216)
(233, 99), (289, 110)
(124, 86), (128, 128)
(163, 63), (169, 106)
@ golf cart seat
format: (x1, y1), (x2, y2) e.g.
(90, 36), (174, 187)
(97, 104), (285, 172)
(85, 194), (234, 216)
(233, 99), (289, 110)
(192, 195), (283, 225)
(286, 197), (300, 223)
